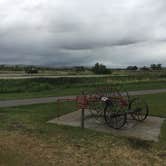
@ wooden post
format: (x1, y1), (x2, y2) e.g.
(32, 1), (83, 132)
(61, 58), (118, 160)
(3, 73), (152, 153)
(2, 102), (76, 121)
(81, 108), (85, 129)
(81, 91), (86, 129)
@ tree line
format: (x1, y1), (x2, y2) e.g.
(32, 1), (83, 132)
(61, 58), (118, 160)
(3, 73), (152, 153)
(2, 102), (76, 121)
(0, 63), (164, 75)
(127, 64), (163, 71)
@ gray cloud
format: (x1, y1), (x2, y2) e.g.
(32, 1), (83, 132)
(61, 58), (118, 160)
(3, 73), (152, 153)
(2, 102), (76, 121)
(0, 0), (166, 67)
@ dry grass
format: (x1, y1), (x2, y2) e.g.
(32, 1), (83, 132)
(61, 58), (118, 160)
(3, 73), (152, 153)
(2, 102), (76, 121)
(0, 131), (165, 166)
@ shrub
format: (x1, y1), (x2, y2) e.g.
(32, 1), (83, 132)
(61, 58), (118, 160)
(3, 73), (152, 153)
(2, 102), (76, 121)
(92, 63), (111, 74)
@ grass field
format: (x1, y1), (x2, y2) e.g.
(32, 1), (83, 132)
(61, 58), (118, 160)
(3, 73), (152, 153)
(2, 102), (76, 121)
(0, 93), (165, 165)
(0, 77), (166, 100)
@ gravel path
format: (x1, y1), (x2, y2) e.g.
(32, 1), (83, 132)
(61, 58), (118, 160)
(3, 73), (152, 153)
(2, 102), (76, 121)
(0, 88), (166, 108)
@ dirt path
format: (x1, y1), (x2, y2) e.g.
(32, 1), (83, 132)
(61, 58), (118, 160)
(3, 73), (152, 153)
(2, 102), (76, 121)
(0, 88), (166, 108)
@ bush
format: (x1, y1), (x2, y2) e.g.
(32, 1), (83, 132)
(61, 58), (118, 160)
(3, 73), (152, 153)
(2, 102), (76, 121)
(92, 63), (111, 74)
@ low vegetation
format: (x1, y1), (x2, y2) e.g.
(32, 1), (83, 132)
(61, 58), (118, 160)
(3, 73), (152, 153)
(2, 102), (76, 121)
(0, 75), (166, 100)
(0, 93), (165, 165)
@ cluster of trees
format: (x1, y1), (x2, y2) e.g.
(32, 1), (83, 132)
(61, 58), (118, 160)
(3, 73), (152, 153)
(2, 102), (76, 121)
(92, 63), (111, 74)
(126, 64), (163, 71)
(150, 64), (162, 70)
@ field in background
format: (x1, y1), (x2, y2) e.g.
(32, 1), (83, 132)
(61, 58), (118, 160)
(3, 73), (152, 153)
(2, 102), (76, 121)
(0, 67), (93, 76)
(0, 72), (166, 99)
(0, 66), (166, 76)
(0, 92), (165, 165)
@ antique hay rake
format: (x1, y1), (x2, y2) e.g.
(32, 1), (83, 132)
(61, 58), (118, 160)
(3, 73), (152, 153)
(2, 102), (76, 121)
(57, 86), (149, 129)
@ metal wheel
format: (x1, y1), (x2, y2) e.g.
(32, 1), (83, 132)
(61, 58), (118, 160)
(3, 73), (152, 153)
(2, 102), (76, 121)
(88, 99), (105, 121)
(129, 98), (149, 121)
(87, 85), (129, 122)
(104, 103), (127, 129)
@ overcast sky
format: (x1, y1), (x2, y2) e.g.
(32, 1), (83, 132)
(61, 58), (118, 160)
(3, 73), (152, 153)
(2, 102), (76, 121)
(0, 0), (166, 67)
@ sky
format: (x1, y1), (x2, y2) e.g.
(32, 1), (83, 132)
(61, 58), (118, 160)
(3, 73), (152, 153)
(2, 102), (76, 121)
(0, 0), (166, 68)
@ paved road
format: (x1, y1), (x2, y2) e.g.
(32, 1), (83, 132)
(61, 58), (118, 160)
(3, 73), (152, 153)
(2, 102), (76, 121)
(0, 89), (166, 108)
(0, 74), (112, 79)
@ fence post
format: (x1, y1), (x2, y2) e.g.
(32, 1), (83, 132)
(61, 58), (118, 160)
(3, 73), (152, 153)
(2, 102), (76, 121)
(81, 108), (85, 129)
(81, 91), (85, 129)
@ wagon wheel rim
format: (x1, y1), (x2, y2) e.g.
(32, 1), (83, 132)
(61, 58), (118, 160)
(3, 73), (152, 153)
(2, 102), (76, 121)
(87, 85), (129, 123)
(129, 98), (149, 121)
(88, 95), (105, 122)
(104, 104), (127, 129)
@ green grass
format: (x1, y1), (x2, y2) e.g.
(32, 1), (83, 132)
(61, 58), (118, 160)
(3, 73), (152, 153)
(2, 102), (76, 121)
(141, 93), (166, 117)
(0, 78), (166, 100)
(141, 93), (166, 147)
(0, 93), (165, 165)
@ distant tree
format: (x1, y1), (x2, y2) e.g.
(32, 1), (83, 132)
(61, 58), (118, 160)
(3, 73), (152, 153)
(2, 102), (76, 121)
(92, 63), (111, 74)
(150, 64), (162, 70)
(156, 64), (162, 70)
(126, 66), (138, 70)
(150, 64), (156, 70)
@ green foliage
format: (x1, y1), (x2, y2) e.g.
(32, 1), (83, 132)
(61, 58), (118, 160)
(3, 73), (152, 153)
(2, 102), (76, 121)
(0, 69), (166, 100)
(150, 64), (162, 70)
(92, 63), (111, 74)
(0, 75), (166, 96)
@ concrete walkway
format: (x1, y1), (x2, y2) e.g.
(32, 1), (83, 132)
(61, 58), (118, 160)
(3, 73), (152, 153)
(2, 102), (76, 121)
(48, 109), (165, 142)
(0, 88), (166, 108)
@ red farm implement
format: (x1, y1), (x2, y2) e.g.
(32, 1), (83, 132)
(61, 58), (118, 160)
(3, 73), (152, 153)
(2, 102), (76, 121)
(57, 86), (149, 129)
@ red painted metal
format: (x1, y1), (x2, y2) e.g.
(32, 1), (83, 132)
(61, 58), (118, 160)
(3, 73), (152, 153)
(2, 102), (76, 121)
(76, 95), (88, 109)
(57, 95), (88, 110)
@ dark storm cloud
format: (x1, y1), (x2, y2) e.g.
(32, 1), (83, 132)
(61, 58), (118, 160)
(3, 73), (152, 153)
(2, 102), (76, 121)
(0, 0), (166, 67)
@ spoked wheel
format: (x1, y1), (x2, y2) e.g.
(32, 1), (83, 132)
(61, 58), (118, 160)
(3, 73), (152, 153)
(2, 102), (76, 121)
(104, 103), (127, 129)
(88, 99), (105, 122)
(129, 98), (149, 121)
(87, 89), (105, 122)
(87, 85), (129, 123)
